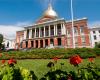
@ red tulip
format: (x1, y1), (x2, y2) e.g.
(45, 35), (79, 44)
(70, 55), (82, 66)
(13, 59), (17, 64)
(53, 57), (59, 63)
(1, 60), (5, 64)
(8, 58), (17, 65)
(53, 57), (59, 61)
(88, 57), (94, 62)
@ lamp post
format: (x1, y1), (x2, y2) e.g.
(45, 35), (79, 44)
(71, 0), (75, 48)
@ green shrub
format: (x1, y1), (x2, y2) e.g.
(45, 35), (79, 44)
(1, 48), (100, 59)
(41, 57), (100, 80)
(0, 59), (37, 80)
(93, 48), (100, 56)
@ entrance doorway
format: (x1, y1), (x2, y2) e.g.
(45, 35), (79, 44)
(36, 40), (38, 48)
(58, 38), (61, 46)
(31, 41), (34, 47)
(26, 41), (28, 48)
(50, 39), (54, 47)
(45, 39), (48, 47)
(40, 40), (43, 48)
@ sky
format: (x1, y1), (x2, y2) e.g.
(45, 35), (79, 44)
(0, 0), (100, 39)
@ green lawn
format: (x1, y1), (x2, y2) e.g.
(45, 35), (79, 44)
(15, 57), (100, 79)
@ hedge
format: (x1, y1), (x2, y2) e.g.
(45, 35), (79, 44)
(1, 48), (100, 59)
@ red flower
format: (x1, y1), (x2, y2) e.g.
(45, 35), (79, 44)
(88, 57), (94, 62)
(1, 60), (5, 64)
(70, 55), (82, 66)
(13, 59), (17, 64)
(53, 57), (59, 63)
(8, 58), (17, 65)
(53, 57), (59, 61)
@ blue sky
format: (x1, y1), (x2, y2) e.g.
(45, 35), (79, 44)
(0, 0), (100, 39)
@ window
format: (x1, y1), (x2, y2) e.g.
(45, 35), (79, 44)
(81, 36), (86, 46)
(99, 30), (100, 33)
(95, 42), (97, 45)
(67, 38), (70, 46)
(50, 25), (54, 36)
(40, 27), (44, 37)
(93, 31), (95, 34)
(67, 29), (71, 35)
(81, 36), (85, 42)
(32, 29), (35, 38)
(36, 28), (39, 37)
(20, 35), (24, 42)
(26, 29), (29, 38)
(57, 24), (61, 35)
(20, 42), (23, 48)
(94, 35), (97, 40)
(74, 26), (78, 34)
(75, 37), (78, 46)
(80, 26), (84, 33)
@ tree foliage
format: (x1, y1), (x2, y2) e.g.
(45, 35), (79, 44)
(95, 42), (100, 48)
(0, 34), (3, 49)
(0, 34), (3, 44)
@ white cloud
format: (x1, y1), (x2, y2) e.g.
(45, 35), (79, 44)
(0, 21), (32, 39)
(89, 21), (100, 28)
(0, 25), (23, 39)
(39, 0), (57, 9)
(15, 21), (32, 27)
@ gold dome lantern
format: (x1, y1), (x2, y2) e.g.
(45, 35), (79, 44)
(43, 4), (58, 18)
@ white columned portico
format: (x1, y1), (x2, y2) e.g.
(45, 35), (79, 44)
(44, 26), (45, 37)
(24, 30), (27, 39)
(29, 29), (32, 39)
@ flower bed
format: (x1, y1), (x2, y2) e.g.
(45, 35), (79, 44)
(0, 55), (100, 80)
(41, 55), (100, 80)
(0, 59), (37, 80)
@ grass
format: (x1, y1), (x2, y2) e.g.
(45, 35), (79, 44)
(14, 57), (100, 79)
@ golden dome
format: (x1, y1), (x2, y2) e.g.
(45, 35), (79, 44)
(43, 4), (58, 18)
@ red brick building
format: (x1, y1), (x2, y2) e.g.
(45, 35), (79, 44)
(16, 4), (90, 49)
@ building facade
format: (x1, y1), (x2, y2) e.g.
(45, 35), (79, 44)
(16, 30), (24, 49)
(16, 4), (91, 49)
(90, 27), (100, 47)
(3, 38), (16, 49)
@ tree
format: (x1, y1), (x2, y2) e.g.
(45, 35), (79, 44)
(95, 42), (100, 48)
(0, 34), (3, 49)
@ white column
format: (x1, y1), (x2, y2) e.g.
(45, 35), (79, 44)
(49, 25), (51, 36)
(39, 27), (40, 38)
(24, 30), (27, 39)
(55, 24), (57, 35)
(54, 25), (56, 36)
(44, 26), (45, 37)
(61, 24), (63, 35)
(63, 23), (66, 35)
(35, 28), (36, 38)
(29, 29), (32, 39)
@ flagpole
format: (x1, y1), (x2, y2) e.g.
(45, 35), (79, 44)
(71, 0), (75, 48)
